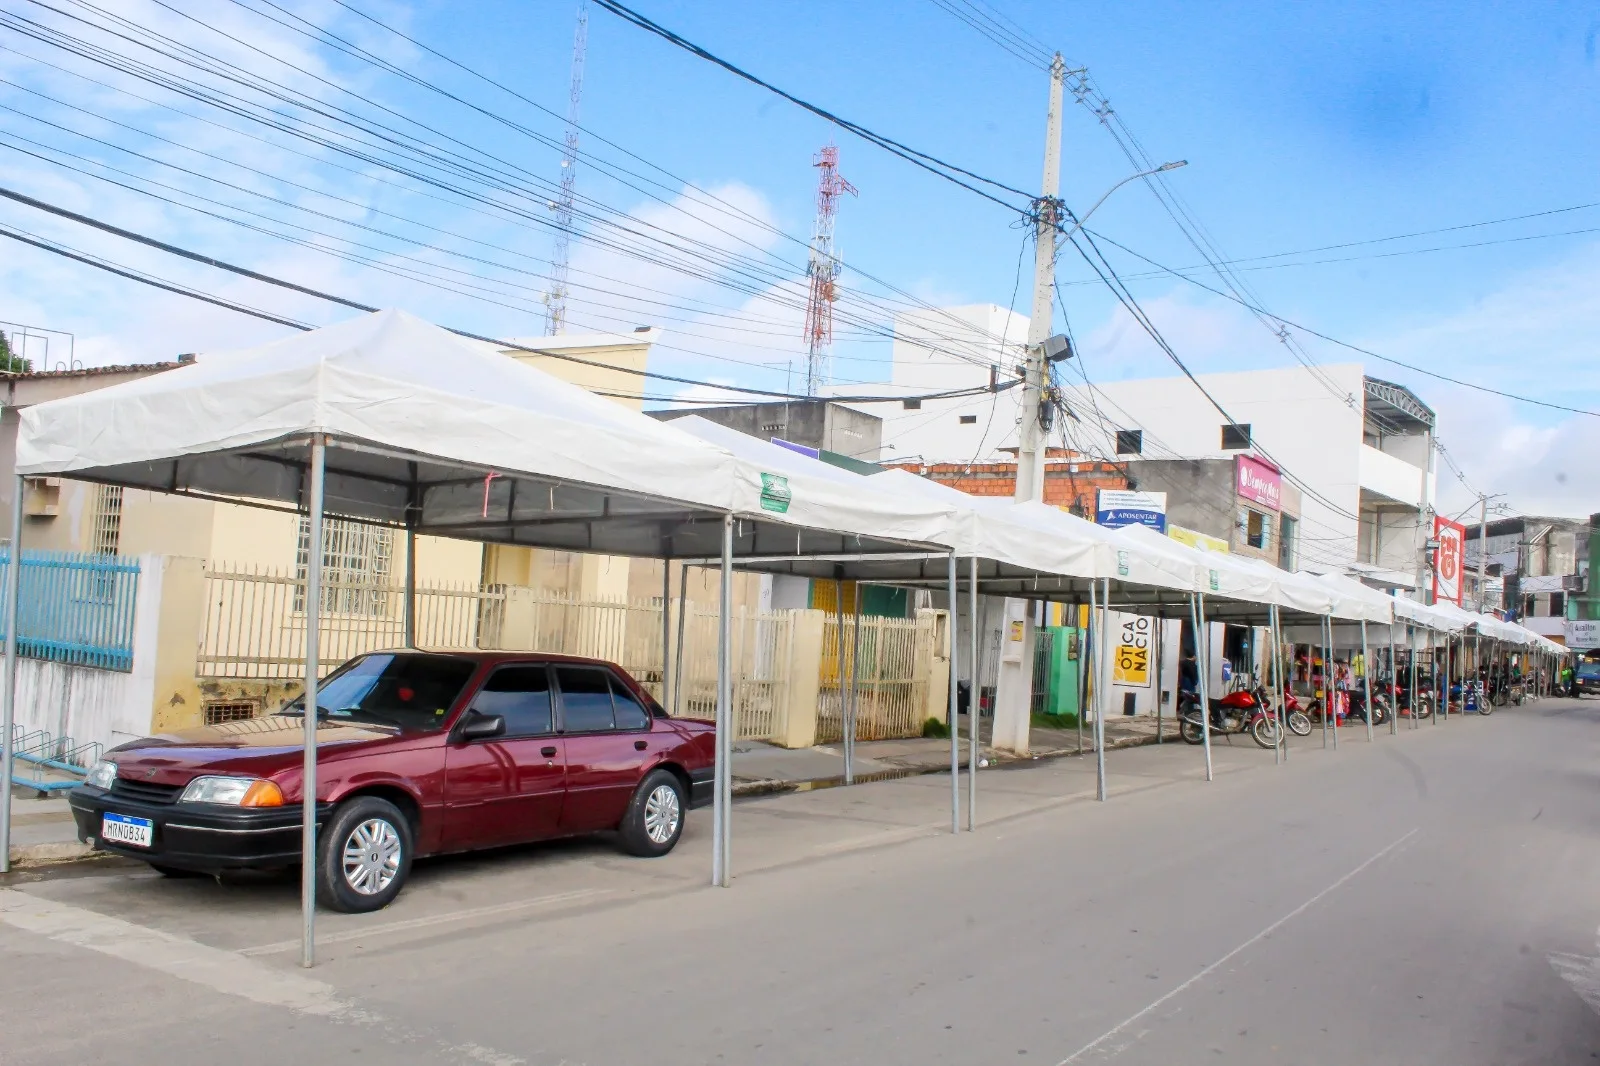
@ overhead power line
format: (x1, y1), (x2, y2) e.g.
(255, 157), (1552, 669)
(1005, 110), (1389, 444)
(590, 0), (1035, 212)
(1083, 228), (1600, 419)
(0, 185), (1017, 405)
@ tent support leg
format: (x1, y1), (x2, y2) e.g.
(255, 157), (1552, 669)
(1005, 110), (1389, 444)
(968, 557), (979, 831)
(1191, 593), (1213, 783)
(1361, 620), (1373, 743)
(846, 587), (862, 786)
(946, 554), (959, 834)
(1270, 606), (1284, 764)
(403, 526), (416, 648)
(673, 565), (688, 718)
(1096, 579), (1110, 800)
(661, 562), (672, 711)
(0, 475), (24, 874)
(300, 435), (327, 969)
(1329, 616), (1339, 750)
(711, 515), (733, 888)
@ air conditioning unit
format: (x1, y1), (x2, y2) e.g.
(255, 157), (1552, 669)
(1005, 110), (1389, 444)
(1564, 572), (1586, 593)
(21, 476), (60, 517)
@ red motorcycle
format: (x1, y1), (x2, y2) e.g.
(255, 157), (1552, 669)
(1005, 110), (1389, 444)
(1179, 685), (1279, 749)
(1277, 688), (1315, 737)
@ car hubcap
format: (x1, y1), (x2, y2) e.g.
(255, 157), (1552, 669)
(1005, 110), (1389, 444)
(342, 818), (401, 895)
(643, 784), (681, 844)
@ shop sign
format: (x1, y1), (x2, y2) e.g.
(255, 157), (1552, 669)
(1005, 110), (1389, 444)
(1567, 619), (1600, 650)
(1235, 454), (1282, 511)
(1433, 516), (1466, 605)
(1169, 525), (1229, 553)
(1096, 489), (1167, 532)
(1113, 614), (1152, 687)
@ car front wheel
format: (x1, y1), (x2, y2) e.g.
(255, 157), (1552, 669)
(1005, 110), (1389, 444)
(618, 769), (685, 857)
(317, 795), (413, 913)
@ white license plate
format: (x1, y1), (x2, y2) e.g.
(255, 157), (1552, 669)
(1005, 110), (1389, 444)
(101, 812), (153, 848)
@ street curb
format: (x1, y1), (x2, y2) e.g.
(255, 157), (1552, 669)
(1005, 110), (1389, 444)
(732, 730), (1167, 798)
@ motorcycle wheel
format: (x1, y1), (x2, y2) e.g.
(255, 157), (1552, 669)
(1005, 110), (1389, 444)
(1250, 715), (1279, 749)
(1287, 711), (1312, 737)
(1478, 701), (1494, 717)
(1417, 699), (1434, 720)
(1179, 716), (1205, 744)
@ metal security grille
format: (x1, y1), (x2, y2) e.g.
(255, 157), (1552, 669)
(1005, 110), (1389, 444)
(92, 485), (123, 556)
(294, 517), (393, 616)
(203, 700), (259, 725)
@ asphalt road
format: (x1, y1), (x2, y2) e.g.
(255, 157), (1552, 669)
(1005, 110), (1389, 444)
(4, 701), (1600, 1066)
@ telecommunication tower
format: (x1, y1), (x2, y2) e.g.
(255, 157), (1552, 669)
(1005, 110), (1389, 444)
(546, 1), (588, 335)
(802, 143), (857, 394)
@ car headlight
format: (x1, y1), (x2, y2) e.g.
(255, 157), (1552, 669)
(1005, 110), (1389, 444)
(84, 760), (117, 790)
(178, 776), (285, 807)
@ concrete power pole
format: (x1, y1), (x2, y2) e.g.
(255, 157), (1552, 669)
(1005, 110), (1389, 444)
(990, 53), (1067, 756)
(1477, 494), (1488, 612)
(1013, 53), (1066, 504)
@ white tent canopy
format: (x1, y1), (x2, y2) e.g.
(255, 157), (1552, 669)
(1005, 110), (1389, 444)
(16, 311), (953, 562)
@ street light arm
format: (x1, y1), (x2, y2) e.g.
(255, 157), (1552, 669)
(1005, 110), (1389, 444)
(1054, 160), (1187, 251)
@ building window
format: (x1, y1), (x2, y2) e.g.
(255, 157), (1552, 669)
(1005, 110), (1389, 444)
(1240, 508), (1271, 550)
(295, 516), (394, 616)
(902, 398), (922, 410)
(1221, 423), (1252, 450)
(1551, 591), (1566, 617)
(92, 485), (123, 556)
(1278, 514), (1298, 570)
(1115, 429), (1143, 455)
(959, 414), (977, 425)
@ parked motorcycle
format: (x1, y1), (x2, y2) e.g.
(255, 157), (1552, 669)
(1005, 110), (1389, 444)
(1346, 686), (1390, 726)
(1278, 688), (1315, 737)
(1178, 686), (1279, 749)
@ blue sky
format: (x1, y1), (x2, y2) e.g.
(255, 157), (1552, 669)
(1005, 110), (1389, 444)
(1, 0), (1598, 516)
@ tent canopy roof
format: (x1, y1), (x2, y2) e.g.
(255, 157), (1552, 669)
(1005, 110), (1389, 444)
(15, 311), (955, 562)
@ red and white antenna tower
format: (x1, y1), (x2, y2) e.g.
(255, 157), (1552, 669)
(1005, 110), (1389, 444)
(546, 1), (588, 335)
(802, 143), (857, 395)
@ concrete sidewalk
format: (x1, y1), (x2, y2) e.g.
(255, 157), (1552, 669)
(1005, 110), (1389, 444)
(731, 713), (1173, 794)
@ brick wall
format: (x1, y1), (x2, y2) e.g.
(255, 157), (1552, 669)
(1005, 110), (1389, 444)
(891, 458), (1128, 516)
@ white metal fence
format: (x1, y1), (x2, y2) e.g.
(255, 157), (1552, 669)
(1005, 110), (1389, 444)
(198, 566), (796, 741)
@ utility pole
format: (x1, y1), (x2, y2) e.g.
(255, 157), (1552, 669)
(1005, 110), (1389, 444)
(545, 0), (588, 335)
(991, 53), (1066, 756)
(1477, 493), (1488, 613)
(1013, 53), (1066, 505)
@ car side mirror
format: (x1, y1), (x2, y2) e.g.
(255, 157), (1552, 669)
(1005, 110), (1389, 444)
(458, 712), (505, 742)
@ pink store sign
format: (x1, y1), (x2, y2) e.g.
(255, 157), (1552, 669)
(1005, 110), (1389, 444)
(1236, 454), (1282, 511)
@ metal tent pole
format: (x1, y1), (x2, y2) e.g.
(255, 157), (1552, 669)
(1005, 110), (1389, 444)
(711, 515), (733, 888)
(1323, 616), (1336, 750)
(1190, 593), (1213, 782)
(1361, 619), (1373, 743)
(832, 578), (846, 774)
(1075, 598), (1086, 756)
(1320, 617), (1330, 749)
(402, 526), (417, 648)
(1090, 579), (1107, 800)
(845, 588), (862, 785)
(967, 557), (978, 831)
(1271, 605), (1287, 764)
(1409, 624), (1420, 730)
(1441, 631), (1452, 722)
(660, 562), (672, 711)
(946, 554), (959, 833)
(672, 564), (688, 718)
(0, 475), (24, 874)
(300, 436), (326, 969)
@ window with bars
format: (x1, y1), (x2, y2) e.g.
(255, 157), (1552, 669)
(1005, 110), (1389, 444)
(92, 485), (123, 556)
(294, 517), (394, 616)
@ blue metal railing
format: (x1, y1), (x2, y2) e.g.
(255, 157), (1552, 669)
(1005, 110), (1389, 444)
(0, 550), (140, 672)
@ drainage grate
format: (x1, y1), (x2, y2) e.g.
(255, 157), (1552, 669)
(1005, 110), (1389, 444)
(204, 700), (259, 726)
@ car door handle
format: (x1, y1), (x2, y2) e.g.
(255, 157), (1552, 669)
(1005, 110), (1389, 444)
(541, 746), (558, 758)
(634, 740), (648, 751)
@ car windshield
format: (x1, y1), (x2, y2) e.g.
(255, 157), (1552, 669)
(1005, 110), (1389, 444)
(282, 653), (476, 731)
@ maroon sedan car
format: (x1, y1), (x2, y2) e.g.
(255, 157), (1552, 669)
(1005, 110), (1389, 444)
(70, 651), (715, 912)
